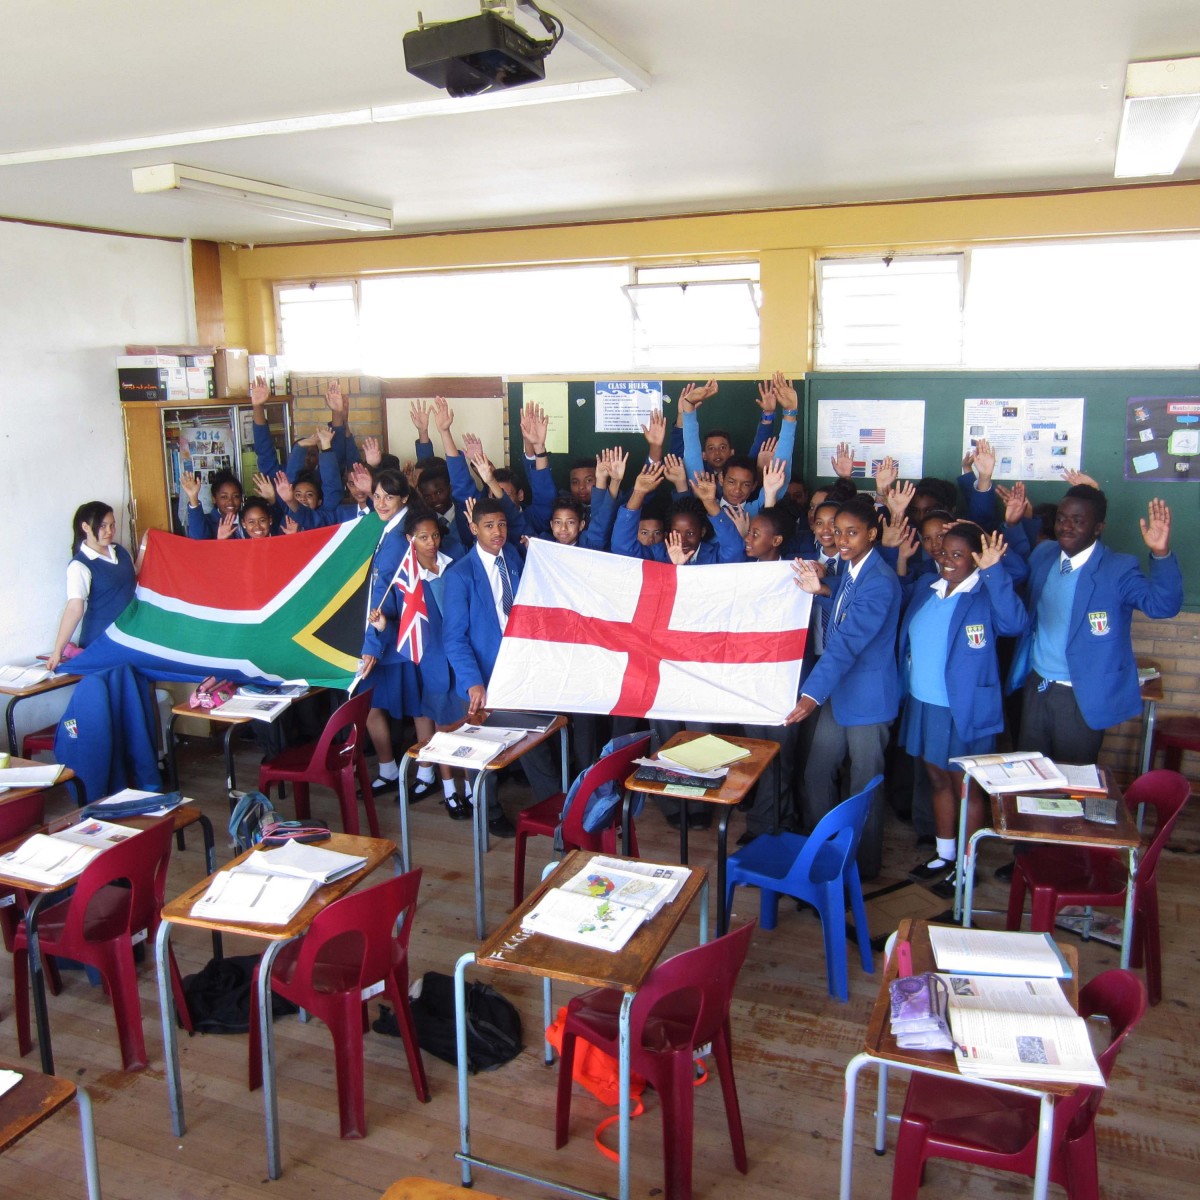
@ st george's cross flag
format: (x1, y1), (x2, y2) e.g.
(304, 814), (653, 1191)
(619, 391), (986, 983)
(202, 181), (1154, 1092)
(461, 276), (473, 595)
(486, 540), (811, 725)
(389, 538), (427, 664)
(62, 521), (380, 687)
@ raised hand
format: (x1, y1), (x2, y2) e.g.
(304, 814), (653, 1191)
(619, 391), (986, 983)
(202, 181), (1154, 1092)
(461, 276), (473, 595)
(665, 529), (694, 565)
(873, 455), (899, 497)
(294, 432), (319, 448)
(316, 424), (334, 452)
(252, 471), (276, 502)
(886, 480), (916, 522)
(1140, 498), (1172, 556)
(831, 441), (854, 479)
(772, 371), (798, 412)
(690, 471), (719, 509)
(281, 515), (300, 535)
(433, 395), (454, 434)
(274, 470), (294, 506)
(791, 558), (822, 594)
(755, 378), (777, 415)
(726, 504), (750, 538)
(216, 512), (238, 540)
(520, 402), (548, 454)
(594, 451), (611, 491)
(250, 376), (270, 408)
(973, 529), (1008, 570)
(467, 447), (495, 485)
(463, 496), (477, 527)
(972, 437), (996, 484)
(409, 399), (431, 439)
(880, 513), (907, 549)
(403, 460), (420, 491)
(608, 447), (629, 489)
(679, 379), (718, 413)
(361, 435), (382, 468)
(761, 456), (788, 506)
(325, 381), (345, 413)
(1062, 469), (1100, 489)
(662, 454), (687, 492)
(632, 461), (665, 497)
(640, 408), (666, 451)
(181, 471), (201, 505)
(995, 481), (1029, 526)
(896, 523), (921, 565)
(348, 462), (373, 501)
(756, 436), (779, 475)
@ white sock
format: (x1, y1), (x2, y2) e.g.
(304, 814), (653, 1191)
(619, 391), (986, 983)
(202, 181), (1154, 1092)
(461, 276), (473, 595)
(377, 759), (399, 781)
(442, 779), (458, 800)
(461, 777), (473, 799)
(935, 837), (957, 864)
(417, 764), (436, 784)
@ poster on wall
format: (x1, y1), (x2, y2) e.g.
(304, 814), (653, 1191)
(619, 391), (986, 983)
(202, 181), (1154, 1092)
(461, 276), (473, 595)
(961, 398), (1084, 481)
(521, 381), (570, 454)
(594, 380), (664, 433)
(1124, 396), (1200, 482)
(815, 398), (925, 478)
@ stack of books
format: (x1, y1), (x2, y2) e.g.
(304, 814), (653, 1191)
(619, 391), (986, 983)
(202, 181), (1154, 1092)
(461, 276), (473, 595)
(634, 734), (750, 792)
(0, 762), (66, 793)
(191, 840), (367, 926)
(521, 855), (692, 952)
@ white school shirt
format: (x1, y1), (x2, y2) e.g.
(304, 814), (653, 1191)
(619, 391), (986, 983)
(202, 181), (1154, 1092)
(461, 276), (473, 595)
(472, 543), (510, 631)
(66, 543), (120, 601)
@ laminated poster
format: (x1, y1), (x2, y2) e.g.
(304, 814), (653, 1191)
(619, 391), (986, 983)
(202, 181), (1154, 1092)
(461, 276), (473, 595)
(594, 380), (664, 434)
(961, 398), (1083, 482)
(815, 398), (925, 478)
(1124, 396), (1200, 483)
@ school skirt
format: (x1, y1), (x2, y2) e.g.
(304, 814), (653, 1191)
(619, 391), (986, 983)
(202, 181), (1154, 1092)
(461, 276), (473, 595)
(421, 687), (468, 726)
(369, 661), (422, 720)
(899, 696), (994, 770)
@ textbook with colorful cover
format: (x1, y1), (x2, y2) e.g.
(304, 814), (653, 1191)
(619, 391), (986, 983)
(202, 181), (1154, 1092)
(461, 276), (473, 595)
(948, 751), (1067, 794)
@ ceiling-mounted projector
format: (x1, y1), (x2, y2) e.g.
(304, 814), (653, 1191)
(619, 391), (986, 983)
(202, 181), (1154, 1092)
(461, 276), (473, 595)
(404, 3), (562, 98)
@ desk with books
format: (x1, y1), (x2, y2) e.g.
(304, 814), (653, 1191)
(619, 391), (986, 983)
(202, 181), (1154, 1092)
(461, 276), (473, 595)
(841, 918), (1080, 1200)
(0, 668), (80, 758)
(401, 712), (570, 938)
(453, 850), (708, 1200)
(622, 731), (778, 937)
(0, 758), (86, 810)
(154, 832), (396, 1180)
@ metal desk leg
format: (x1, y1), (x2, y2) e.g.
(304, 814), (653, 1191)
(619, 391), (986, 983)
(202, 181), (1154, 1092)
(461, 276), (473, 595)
(540, 861), (559, 1066)
(3, 695), (17, 757)
(155, 921), (186, 1137)
(65, 777), (87, 808)
(75, 1085), (102, 1200)
(223, 723), (239, 803)
(840, 1052), (871, 1200)
(698, 878), (709, 945)
(1032, 1092), (1055, 1200)
(397, 772), (412, 874)
(166, 713), (181, 792)
(961, 829), (995, 929)
(679, 800), (689, 864)
(716, 808), (731, 937)
(25, 892), (56, 1075)
(195, 814), (223, 960)
(1139, 696), (1157, 779)
(259, 939), (291, 1180)
(620, 791), (633, 857)
(953, 775), (970, 921)
(473, 771), (489, 940)
(559, 725), (570, 793)
(875, 1063), (889, 1154)
(454, 952), (474, 1187)
(1120, 847), (1138, 970)
(617, 991), (635, 1200)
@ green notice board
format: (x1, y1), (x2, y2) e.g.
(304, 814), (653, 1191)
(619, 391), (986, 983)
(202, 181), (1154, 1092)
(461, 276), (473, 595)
(806, 371), (1199, 608)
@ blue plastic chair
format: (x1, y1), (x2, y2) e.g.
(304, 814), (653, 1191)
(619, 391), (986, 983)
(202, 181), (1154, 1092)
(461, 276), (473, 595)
(724, 774), (880, 1001)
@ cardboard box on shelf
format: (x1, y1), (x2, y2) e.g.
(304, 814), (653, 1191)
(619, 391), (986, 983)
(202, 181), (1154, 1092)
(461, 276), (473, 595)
(117, 355), (188, 402)
(248, 353), (289, 395)
(214, 348), (250, 397)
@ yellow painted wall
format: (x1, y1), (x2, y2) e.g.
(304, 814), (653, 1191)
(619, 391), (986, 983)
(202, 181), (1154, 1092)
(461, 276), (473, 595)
(221, 179), (1200, 372)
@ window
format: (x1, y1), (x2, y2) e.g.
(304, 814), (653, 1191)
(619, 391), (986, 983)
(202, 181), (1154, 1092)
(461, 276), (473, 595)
(275, 282), (361, 372)
(816, 256), (965, 368)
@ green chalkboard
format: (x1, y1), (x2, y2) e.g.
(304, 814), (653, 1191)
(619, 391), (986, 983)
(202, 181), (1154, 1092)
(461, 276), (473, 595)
(806, 371), (1199, 608)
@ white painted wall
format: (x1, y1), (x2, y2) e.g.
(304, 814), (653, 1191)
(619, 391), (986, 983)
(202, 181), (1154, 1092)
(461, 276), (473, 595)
(0, 220), (192, 745)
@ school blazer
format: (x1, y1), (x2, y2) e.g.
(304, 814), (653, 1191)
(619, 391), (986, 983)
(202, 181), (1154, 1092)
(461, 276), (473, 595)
(364, 571), (453, 694)
(899, 566), (1028, 741)
(442, 546), (524, 697)
(610, 505), (746, 563)
(1007, 540), (1183, 730)
(802, 551), (901, 726)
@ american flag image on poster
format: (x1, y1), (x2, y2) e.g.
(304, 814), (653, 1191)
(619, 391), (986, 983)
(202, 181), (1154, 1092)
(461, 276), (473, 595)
(390, 539), (427, 664)
(859, 427), (886, 444)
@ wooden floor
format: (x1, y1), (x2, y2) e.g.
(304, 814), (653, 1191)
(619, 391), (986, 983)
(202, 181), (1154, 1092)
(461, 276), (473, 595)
(2, 734), (1199, 1200)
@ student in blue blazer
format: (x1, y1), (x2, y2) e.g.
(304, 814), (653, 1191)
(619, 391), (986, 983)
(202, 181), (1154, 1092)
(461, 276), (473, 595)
(898, 523), (1028, 885)
(441, 496), (561, 836)
(1008, 486), (1181, 763)
(786, 495), (902, 880)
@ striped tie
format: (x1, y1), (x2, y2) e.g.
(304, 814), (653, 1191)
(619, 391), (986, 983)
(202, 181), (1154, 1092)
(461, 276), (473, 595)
(497, 556), (514, 618)
(819, 557), (839, 642)
(834, 570), (856, 627)
(1060, 559), (1073, 575)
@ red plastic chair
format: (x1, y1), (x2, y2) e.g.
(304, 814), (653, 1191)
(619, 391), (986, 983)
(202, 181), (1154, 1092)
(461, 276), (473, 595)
(248, 868), (429, 1139)
(20, 726), (55, 759)
(554, 920), (756, 1200)
(0, 790), (47, 954)
(889, 968), (1147, 1199)
(10, 814), (193, 1070)
(513, 734), (649, 908)
(258, 690), (379, 838)
(1005, 769), (1191, 1005)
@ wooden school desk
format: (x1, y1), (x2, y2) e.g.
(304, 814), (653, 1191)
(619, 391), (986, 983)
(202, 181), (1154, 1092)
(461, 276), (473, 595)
(0, 1062), (100, 1200)
(400, 714), (570, 938)
(840, 918), (1079, 1200)
(380, 1178), (507, 1200)
(0, 672), (80, 757)
(0, 758), (86, 809)
(453, 849), (708, 1200)
(961, 780), (1142, 968)
(155, 831), (397, 1181)
(623, 730), (779, 936)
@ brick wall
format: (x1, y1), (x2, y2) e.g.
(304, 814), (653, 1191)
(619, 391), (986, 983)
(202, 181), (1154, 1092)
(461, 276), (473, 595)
(1104, 610), (1200, 786)
(289, 374), (383, 445)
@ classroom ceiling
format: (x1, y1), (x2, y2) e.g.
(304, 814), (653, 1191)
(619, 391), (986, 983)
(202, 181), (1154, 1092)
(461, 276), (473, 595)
(3, 0), (1200, 247)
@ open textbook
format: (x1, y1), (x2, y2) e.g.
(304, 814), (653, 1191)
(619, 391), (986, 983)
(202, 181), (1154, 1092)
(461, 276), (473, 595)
(0, 819), (139, 887)
(928, 926), (1072, 979)
(415, 723), (531, 769)
(949, 751), (1067, 794)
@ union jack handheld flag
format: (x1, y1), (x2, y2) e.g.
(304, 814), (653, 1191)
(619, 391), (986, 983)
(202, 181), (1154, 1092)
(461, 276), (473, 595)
(391, 538), (428, 664)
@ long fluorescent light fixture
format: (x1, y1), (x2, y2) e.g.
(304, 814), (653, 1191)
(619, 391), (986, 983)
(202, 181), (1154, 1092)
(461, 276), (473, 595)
(1114, 56), (1200, 178)
(131, 164), (394, 232)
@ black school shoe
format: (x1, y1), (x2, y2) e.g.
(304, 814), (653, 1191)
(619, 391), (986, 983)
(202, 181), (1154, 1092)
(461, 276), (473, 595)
(409, 777), (439, 803)
(931, 871), (959, 901)
(445, 796), (472, 821)
(488, 814), (517, 839)
(371, 775), (399, 796)
(907, 857), (955, 884)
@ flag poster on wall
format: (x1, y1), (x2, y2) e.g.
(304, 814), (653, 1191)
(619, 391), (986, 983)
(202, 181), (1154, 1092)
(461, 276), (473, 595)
(815, 398), (926, 478)
(486, 541), (811, 725)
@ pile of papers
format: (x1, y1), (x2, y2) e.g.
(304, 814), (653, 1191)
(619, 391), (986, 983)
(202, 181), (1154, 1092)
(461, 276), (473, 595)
(928, 927), (1071, 979)
(0, 762), (66, 792)
(416, 724), (530, 769)
(658, 735), (749, 774)
(0, 819), (139, 886)
(521, 855), (691, 952)
(191, 839), (367, 926)
(0, 663), (54, 689)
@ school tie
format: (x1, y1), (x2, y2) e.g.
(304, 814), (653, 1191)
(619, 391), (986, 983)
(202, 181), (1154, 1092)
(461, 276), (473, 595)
(819, 557), (839, 641)
(834, 571), (856, 627)
(1060, 559), (1073, 575)
(496, 555), (514, 618)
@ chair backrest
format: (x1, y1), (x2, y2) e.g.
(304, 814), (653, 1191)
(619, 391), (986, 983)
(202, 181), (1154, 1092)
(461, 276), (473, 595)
(61, 815), (176, 945)
(1123, 769), (1191, 880)
(786, 774), (883, 889)
(560, 734), (652, 845)
(290, 867), (423, 994)
(628, 920), (756, 1054)
(0, 791), (46, 843)
(312, 689), (374, 776)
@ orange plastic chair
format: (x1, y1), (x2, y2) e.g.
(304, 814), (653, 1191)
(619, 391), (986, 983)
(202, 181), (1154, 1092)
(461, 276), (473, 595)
(555, 920), (756, 1200)
(258, 689), (380, 838)
(512, 734), (649, 908)
(1005, 769), (1190, 1005)
(10, 814), (193, 1070)
(889, 968), (1147, 1199)
(248, 868), (429, 1139)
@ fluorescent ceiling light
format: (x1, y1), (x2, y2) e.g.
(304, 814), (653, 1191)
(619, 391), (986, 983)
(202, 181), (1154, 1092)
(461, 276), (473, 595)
(131, 164), (394, 232)
(1114, 56), (1200, 178)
